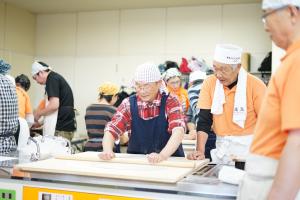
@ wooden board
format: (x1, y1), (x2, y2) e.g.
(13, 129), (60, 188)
(16, 153), (209, 183)
(55, 152), (199, 168)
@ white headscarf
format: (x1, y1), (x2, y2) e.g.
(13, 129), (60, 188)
(134, 62), (161, 83)
(163, 68), (181, 81)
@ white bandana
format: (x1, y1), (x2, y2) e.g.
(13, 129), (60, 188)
(32, 61), (50, 76)
(163, 68), (181, 81)
(134, 62), (161, 83)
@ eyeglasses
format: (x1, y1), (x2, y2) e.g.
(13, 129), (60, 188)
(135, 83), (153, 91)
(261, 5), (288, 24)
(212, 65), (233, 75)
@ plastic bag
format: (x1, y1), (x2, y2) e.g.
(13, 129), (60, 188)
(18, 135), (71, 161)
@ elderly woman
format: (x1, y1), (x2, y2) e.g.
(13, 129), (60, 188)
(84, 82), (120, 152)
(164, 68), (195, 141)
(164, 68), (190, 114)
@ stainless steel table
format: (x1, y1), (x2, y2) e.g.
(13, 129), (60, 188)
(0, 151), (238, 200)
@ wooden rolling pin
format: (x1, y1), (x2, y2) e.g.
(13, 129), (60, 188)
(55, 153), (198, 168)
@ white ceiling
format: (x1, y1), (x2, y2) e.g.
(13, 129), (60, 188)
(4, 0), (261, 14)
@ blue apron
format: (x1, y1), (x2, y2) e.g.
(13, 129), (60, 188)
(127, 94), (184, 157)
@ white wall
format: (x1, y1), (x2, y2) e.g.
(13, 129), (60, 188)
(0, 2), (36, 97)
(35, 3), (271, 138)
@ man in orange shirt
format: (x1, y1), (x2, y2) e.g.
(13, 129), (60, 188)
(187, 44), (266, 164)
(238, 1), (300, 199)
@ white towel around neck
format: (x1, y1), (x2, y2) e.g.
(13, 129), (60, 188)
(211, 67), (247, 128)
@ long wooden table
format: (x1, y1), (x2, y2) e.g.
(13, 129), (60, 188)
(16, 152), (209, 183)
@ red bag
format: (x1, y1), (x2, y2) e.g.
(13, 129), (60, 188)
(179, 57), (191, 73)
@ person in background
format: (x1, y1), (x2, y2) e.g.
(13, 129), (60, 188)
(32, 61), (76, 141)
(164, 68), (190, 114)
(113, 86), (135, 107)
(184, 106), (197, 140)
(164, 67), (195, 143)
(186, 71), (216, 160)
(15, 74), (34, 127)
(187, 44), (266, 164)
(0, 59), (15, 85)
(238, 1), (300, 199)
(165, 61), (179, 71)
(84, 82), (120, 152)
(0, 59), (19, 154)
(99, 62), (185, 163)
(185, 71), (207, 140)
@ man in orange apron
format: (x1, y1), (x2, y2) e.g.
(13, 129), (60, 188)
(188, 44), (266, 164)
(238, 1), (300, 199)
